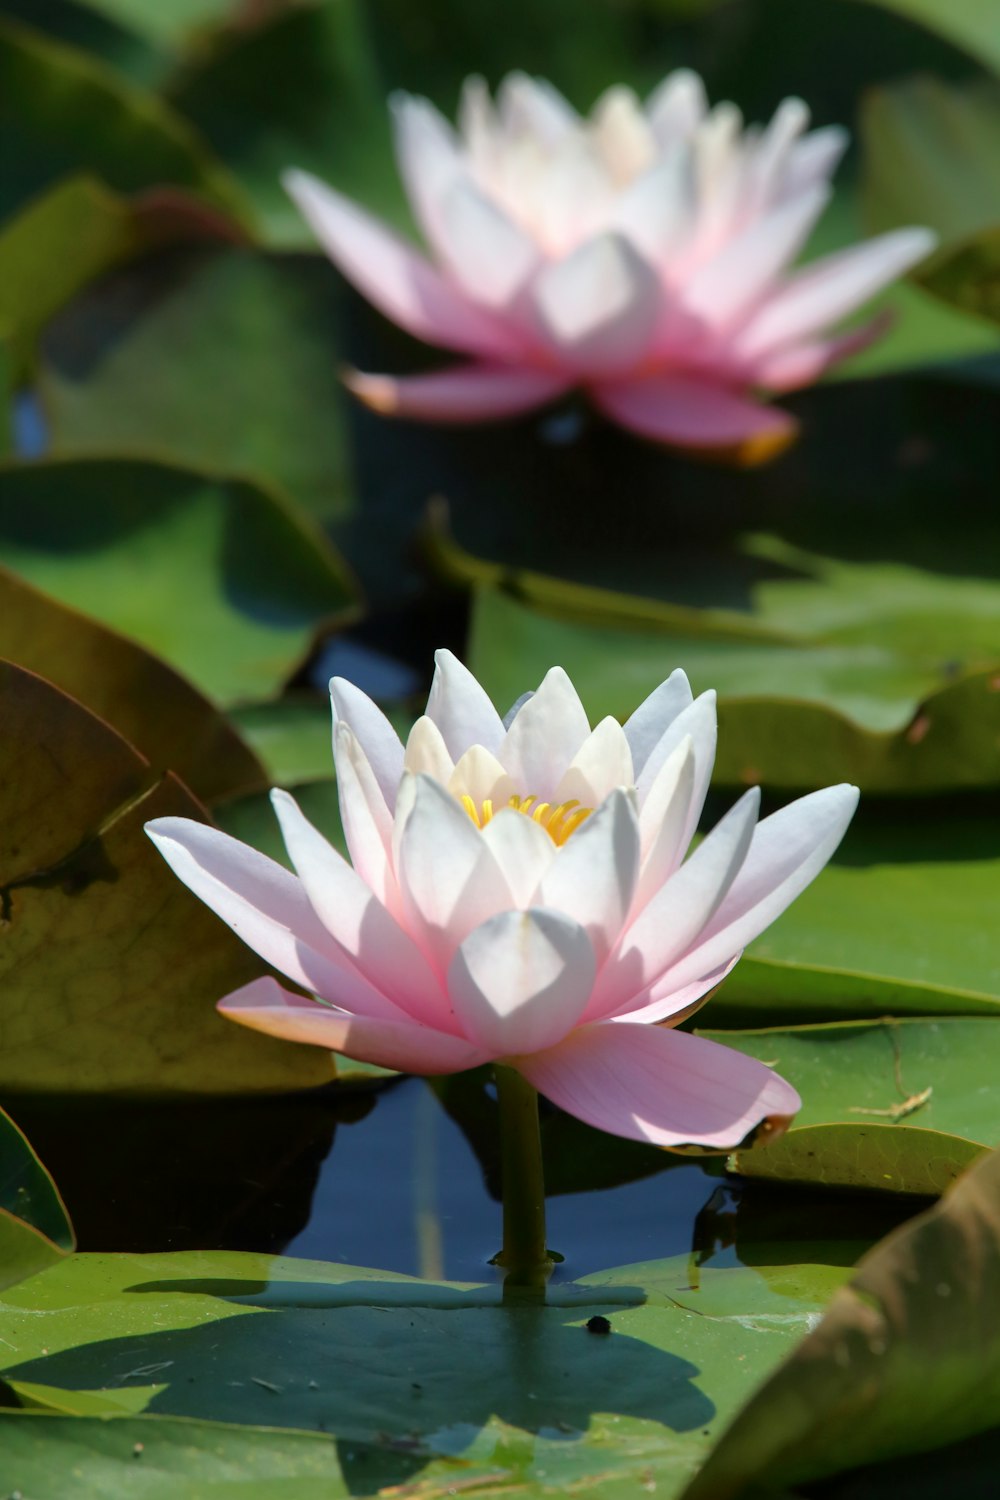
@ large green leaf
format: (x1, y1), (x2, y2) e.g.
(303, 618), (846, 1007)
(40, 247), (355, 523)
(700, 1019), (1000, 1194)
(77, 0), (233, 48)
(857, 0), (1000, 75)
(0, 566), (265, 805)
(0, 174), (245, 374)
(723, 809), (1000, 1022)
(683, 1145), (1000, 1497)
(467, 587), (1000, 791)
(168, 0), (401, 247)
(0, 1242), (850, 1497)
(0, 1107), (73, 1293)
(0, 16), (249, 224)
(0, 660), (333, 1093)
(0, 458), (358, 705)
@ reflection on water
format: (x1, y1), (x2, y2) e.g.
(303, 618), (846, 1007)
(8, 1075), (925, 1280)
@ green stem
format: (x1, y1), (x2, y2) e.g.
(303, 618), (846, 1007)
(493, 1065), (551, 1296)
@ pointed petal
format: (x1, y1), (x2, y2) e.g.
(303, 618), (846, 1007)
(734, 227), (937, 360)
(744, 96), (810, 213)
(780, 126), (849, 200)
(220, 978), (490, 1074)
(623, 667), (693, 778)
(619, 952), (741, 1025)
(346, 364), (571, 424)
(659, 784), (859, 992)
(646, 69), (708, 144)
(332, 723), (395, 907)
(592, 85), (657, 180)
(601, 787), (760, 1001)
(448, 744), (519, 809)
(448, 908), (595, 1054)
(396, 773), (512, 971)
(270, 790), (445, 1023)
(592, 375), (798, 465)
(404, 715), (455, 783)
(553, 716), (634, 807)
(636, 690), (717, 854)
(145, 817), (380, 1007)
(517, 1023), (799, 1148)
(283, 168), (522, 360)
(498, 72), (578, 144)
(330, 677), (404, 811)
(437, 181), (540, 308)
(533, 233), (661, 376)
(536, 789), (640, 968)
(426, 648), (505, 759)
(390, 92), (463, 250)
(479, 807), (556, 907)
(751, 314), (891, 392)
(635, 734), (696, 906)
(499, 665), (592, 799)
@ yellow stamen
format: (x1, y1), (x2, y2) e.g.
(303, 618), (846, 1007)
(460, 790), (593, 845)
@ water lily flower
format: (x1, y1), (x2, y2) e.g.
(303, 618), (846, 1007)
(147, 655), (858, 1150)
(284, 71), (934, 463)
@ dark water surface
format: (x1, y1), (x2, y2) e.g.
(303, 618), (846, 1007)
(9, 1074), (923, 1281)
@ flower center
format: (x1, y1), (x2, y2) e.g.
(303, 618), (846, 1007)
(460, 793), (593, 846)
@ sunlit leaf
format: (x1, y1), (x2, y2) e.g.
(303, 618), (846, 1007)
(857, 0), (1000, 75)
(0, 1107), (74, 1293)
(0, 660), (334, 1093)
(683, 1145), (1000, 1497)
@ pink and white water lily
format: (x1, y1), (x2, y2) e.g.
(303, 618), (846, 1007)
(286, 70), (935, 461)
(148, 655), (858, 1150)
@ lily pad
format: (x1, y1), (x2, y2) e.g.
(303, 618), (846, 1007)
(40, 246), (356, 522)
(0, 1106), (74, 1293)
(0, 659), (334, 1094)
(228, 698), (341, 786)
(0, 1241), (850, 1498)
(701, 1019), (1000, 1194)
(0, 15), (249, 224)
(683, 1144), (1000, 1497)
(0, 565), (266, 805)
(857, 0), (1000, 74)
(0, 457), (358, 705)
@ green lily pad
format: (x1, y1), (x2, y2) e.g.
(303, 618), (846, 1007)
(76, 0), (233, 49)
(0, 1241), (851, 1498)
(467, 587), (1000, 790)
(0, 174), (246, 374)
(700, 1019), (1000, 1194)
(40, 246), (355, 522)
(228, 698), (348, 787)
(858, 0), (1000, 78)
(167, 0), (401, 247)
(215, 778), (345, 868)
(682, 1144), (1000, 1497)
(0, 1106), (74, 1293)
(0, 457), (358, 705)
(0, 16), (249, 224)
(0, 565), (266, 805)
(0, 659), (334, 1094)
(723, 809), (1000, 1022)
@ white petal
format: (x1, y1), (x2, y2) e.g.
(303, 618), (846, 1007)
(498, 665), (592, 798)
(646, 69), (708, 145)
(330, 677), (404, 811)
(404, 715), (455, 783)
(609, 151), (695, 265)
(636, 690), (717, 853)
(553, 716), (634, 807)
(448, 908), (595, 1054)
(779, 126), (848, 200)
(270, 790), (445, 1024)
(479, 806), (556, 907)
(532, 232), (661, 376)
(592, 85), (657, 181)
(658, 784), (859, 991)
(426, 648), (505, 759)
(333, 723), (395, 908)
(744, 96), (810, 213)
(448, 744), (519, 809)
(634, 734), (696, 907)
(623, 667), (693, 778)
(437, 180), (541, 309)
(396, 774), (512, 972)
(536, 789), (640, 968)
(390, 92), (464, 251)
(498, 72), (578, 145)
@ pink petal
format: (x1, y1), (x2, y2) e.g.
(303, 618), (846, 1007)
(751, 313), (891, 392)
(426, 648), (506, 759)
(533, 233), (661, 376)
(448, 908), (595, 1055)
(779, 126), (849, 201)
(282, 168), (523, 360)
(744, 97), (810, 214)
(270, 790), (448, 1027)
(615, 952), (742, 1026)
(330, 677), (404, 812)
(623, 667), (693, 779)
(498, 665), (592, 800)
(733, 227), (937, 361)
(145, 817), (403, 1018)
(657, 783), (859, 993)
(536, 789), (640, 969)
(395, 773), (512, 971)
(345, 364), (571, 424)
(219, 978), (491, 1074)
(517, 1022), (800, 1148)
(591, 375), (799, 464)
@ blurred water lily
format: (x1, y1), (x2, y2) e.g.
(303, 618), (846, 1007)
(148, 654), (858, 1150)
(285, 71), (935, 463)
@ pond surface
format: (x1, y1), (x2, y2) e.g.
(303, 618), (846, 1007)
(9, 1075), (923, 1281)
